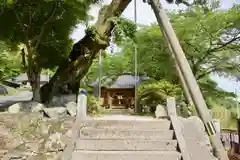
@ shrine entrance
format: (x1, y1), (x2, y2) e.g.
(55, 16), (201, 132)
(100, 87), (135, 109)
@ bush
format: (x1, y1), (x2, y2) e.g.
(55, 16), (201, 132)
(87, 94), (103, 115)
(137, 80), (182, 112)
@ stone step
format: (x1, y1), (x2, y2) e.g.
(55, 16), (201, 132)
(80, 128), (174, 140)
(104, 109), (133, 114)
(80, 119), (171, 130)
(0, 150), (7, 159)
(72, 151), (181, 160)
(75, 139), (178, 151)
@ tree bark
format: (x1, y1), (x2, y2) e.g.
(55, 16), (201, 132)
(24, 42), (42, 102)
(28, 69), (41, 102)
(40, 0), (132, 103)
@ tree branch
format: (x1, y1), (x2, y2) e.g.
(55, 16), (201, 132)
(196, 68), (216, 80)
(181, 0), (191, 6)
(185, 41), (202, 54)
(196, 56), (239, 80)
(192, 30), (240, 76)
(191, 23), (217, 69)
(26, 6), (33, 35)
(34, 2), (58, 50)
(200, 23), (214, 46)
(30, 4), (42, 42)
(13, 10), (26, 34)
(209, 31), (240, 52)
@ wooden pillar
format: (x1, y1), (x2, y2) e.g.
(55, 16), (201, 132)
(106, 91), (109, 108)
(107, 91), (112, 109)
(237, 119), (240, 153)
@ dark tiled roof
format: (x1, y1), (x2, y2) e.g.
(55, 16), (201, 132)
(89, 73), (149, 89)
(110, 75), (140, 88)
(88, 76), (114, 87)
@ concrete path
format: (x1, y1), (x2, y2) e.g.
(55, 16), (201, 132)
(0, 91), (32, 109)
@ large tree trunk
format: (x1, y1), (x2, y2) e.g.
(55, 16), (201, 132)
(21, 47), (42, 102)
(28, 69), (41, 102)
(40, 0), (132, 103)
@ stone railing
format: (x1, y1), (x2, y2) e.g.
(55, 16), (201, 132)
(166, 97), (191, 160)
(61, 91), (88, 160)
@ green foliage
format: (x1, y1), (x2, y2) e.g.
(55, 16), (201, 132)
(124, 6), (240, 82)
(211, 104), (237, 129)
(138, 80), (181, 111)
(0, 41), (21, 80)
(171, 7), (240, 79)
(197, 77), (236, 108)
(167, 0), (221, 10)
(112, 6), (239, 113)
(130, 25), (177, 81)
(0, 0), (100, 69)
(111, 17), (137, 44)
(41, 68), (56, 77)
(87, 94), (103, 115)
(87, 53), (131, 82)
(86, 5), (239, 122)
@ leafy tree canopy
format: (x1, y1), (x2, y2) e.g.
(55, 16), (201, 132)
(0, 0), (101, 69)
(86, 5), (239, 114)
(116, 5), (240, 82)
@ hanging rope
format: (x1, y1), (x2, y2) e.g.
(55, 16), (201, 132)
(110, 29), (115, 54)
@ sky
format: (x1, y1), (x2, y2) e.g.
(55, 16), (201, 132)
(71, 0), (240, 94)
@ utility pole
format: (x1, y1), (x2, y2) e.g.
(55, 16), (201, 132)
(134, 0), (140, 113)
(98, 1), (104, 101)
(98, 50), (102, 101)
(146, 0), (228, 159)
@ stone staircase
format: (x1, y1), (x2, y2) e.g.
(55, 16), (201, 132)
(62, 97), (223, 160)
(70, 119), (182, 160)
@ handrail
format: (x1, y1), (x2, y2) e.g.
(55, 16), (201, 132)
(166, 97), (191, 160)
(61, 93), (88, 160)
(148, 0), (228, 159)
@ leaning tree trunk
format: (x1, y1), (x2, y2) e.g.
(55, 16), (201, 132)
(40, 0), (132, 103)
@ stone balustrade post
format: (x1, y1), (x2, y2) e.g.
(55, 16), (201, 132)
(77, 89), (88, 119)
